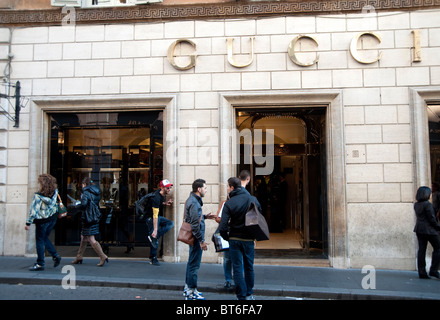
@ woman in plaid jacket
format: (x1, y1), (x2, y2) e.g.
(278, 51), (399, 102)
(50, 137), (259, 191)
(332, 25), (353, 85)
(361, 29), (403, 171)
(25, 174), (61, 271)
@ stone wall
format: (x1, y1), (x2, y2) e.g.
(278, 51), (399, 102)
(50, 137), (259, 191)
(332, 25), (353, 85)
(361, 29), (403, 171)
(1, 9), (440, 269)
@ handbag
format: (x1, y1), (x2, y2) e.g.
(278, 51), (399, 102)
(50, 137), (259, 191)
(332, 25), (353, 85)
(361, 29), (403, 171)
(177, 200), (202, 246)
(57, 194), (67, 218)
(245, 201), (270, 241)
(212, 232), (229, 252)
(85, 200), (102, 224)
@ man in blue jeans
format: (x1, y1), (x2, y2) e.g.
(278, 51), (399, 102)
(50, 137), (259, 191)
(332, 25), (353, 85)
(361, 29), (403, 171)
(183, 179), (216, 300)
(145, 179), (174, 266)
(219, 177), (262, 300)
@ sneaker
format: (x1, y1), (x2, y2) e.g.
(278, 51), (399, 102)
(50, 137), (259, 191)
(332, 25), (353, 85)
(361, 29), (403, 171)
(183, 284), (190, 297)
(245, 295), (255, 300)
(149, 257), (160, 266)
(53, 255), (61, 268)
(148, 235), (159, 249)
(29, 263), (44, 271)
(224, 281), (232, 289)
(185, 289), (205, 300)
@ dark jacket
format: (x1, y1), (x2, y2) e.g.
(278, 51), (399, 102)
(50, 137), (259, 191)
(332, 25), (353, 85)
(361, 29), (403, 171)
(185, 192), (205, 244)
(219, 187), (262, 241)
(414, 200), (440, 235)
(77, 184), (101, 225)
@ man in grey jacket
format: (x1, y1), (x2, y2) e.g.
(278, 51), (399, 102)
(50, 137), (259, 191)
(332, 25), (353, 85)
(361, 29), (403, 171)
(183, 178), (215, 300)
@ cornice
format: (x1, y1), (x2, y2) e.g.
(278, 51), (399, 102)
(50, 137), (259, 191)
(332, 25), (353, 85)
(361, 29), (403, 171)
(0, 0), (440, 27)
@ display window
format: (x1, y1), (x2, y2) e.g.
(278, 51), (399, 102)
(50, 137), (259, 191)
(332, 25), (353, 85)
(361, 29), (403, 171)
(49, 111), (163, 255)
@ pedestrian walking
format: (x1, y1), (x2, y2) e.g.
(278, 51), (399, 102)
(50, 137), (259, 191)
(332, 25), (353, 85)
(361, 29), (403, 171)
(25, 174), (62, 271)
(219, 177), (262, 300)
(71, 177), (108, 267)
(183, 179), (215, 300)
(413, 186), (440, 279)
(144, 179), (174, 266)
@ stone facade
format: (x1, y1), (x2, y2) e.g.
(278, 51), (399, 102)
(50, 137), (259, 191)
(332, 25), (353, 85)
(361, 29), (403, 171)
(1, 8), (440, 269)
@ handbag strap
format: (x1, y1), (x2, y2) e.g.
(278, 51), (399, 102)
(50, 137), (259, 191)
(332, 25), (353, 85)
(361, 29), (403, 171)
(57, 193), (62, 203)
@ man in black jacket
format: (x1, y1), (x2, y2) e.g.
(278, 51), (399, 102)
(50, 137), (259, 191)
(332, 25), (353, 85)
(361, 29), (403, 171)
(219, 177), (262, 300)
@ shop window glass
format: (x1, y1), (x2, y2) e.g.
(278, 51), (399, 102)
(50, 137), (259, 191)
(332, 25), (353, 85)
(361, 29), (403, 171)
(50, 111), (163, 254)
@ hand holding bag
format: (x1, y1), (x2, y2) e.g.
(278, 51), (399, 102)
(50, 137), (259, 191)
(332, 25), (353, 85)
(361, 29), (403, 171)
(57, 194), (67, 218)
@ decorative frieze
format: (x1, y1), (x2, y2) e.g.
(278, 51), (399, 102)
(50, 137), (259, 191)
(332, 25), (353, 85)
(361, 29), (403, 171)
(0, 0), (440, 27)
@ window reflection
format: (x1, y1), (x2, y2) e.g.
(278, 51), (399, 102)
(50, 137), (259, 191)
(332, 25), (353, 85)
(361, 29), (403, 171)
(50, 111), (163, 255)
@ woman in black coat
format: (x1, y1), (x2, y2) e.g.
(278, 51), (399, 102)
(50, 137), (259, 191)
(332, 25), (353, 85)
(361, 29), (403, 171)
(71, 177), (108, 267)
(414, 186), (440, 279)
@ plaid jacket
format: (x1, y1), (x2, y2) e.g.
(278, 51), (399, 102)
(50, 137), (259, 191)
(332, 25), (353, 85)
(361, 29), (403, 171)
(26, 190), (58, 225)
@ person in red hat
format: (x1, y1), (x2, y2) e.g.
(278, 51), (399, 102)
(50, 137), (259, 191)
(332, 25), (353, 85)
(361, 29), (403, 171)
(145, 179), (174, 265)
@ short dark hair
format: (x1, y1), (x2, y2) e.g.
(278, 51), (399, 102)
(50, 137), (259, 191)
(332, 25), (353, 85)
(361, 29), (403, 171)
(416, 186), (431, 202)
(192, 179), (206, 193)
(239, 170), (250, 181)
(228, 177), (241, 190)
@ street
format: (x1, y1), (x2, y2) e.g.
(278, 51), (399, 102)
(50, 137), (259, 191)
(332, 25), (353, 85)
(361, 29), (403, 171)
(0, 283), (306, 300)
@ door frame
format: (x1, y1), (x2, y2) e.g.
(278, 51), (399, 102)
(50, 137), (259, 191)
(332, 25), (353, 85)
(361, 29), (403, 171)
(28, 94), (179, 261)
(219, 90), (346, 268)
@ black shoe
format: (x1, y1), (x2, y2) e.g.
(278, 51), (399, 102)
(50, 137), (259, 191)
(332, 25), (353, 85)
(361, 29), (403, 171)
(429, 271), (440, 279)
(53, 255), (61, 268)
(224, 281), (232, 289)
(419, 273), (430, 279)
(29, 263), (44, 271)
(150, 257), (160, 266)
(148, 235), (159, 249)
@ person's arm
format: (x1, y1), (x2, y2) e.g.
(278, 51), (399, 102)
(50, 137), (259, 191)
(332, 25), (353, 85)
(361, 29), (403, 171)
(188, 203), (204, 244)
(152, 207), (159, 238)
(25, 194), (40, 230)
(425, 202), (440, 231)
(218, 205), (230, 241)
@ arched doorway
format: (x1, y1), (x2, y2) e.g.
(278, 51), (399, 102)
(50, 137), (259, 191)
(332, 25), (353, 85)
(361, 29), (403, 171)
(236, 107), (328, 259)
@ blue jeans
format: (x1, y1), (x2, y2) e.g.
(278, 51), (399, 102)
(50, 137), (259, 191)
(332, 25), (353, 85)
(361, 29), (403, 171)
(229, 239), (255, 300)
(223, 250), (233, 283)
(185, 238), (203, 289)
(147, 216), (174, 258)
(35, 216), (58, 266)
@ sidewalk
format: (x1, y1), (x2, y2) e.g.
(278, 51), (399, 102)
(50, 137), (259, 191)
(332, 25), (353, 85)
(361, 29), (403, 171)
(0, 256), (439, 300)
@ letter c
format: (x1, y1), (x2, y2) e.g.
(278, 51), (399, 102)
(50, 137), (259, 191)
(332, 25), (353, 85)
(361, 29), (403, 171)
(350, 32), (382, 64)
(288, 35), (319, 67)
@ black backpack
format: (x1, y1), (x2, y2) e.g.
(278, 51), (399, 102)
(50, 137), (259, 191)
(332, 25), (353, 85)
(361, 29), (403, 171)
(134, 192), (155, 220)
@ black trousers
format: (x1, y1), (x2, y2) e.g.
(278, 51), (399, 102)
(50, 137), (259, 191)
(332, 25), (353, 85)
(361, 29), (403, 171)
(417, 233), (440, 275)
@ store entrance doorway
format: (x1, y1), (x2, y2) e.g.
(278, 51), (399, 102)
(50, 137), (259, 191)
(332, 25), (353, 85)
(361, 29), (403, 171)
(236, 108), (328, 259)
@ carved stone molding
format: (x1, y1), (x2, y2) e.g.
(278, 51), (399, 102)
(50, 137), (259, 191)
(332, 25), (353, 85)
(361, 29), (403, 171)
(1, 0), (440, 26)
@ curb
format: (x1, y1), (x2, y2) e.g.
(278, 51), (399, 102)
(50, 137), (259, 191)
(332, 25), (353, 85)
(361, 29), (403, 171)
(1, 275), (435, 300)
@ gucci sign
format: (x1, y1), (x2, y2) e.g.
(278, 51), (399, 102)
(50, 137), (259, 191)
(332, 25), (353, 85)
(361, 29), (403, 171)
(167, 30), (422, 70)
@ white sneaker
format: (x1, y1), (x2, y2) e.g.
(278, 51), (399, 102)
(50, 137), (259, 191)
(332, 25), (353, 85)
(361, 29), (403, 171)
(185, 289), (205, 300)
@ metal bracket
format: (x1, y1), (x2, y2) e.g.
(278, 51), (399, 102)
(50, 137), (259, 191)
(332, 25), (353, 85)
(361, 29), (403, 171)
(0, 81), (27, 128)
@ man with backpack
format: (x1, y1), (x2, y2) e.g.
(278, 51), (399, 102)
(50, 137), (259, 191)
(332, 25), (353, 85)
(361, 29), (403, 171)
(137, 179), (174, 266)
(218, 177), (262, 300)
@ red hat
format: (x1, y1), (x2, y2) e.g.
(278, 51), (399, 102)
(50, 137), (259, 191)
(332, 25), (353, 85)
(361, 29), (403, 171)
(160, 179), (173, 188)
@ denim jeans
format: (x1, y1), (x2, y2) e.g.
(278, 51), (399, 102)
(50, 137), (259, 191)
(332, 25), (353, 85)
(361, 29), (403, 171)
(223, 250), (233, 283)
(147, 216), (174, 258)
(35, 216), (58, 266)
(229, 239), (255, 300)
(185, 238), (203, 289)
